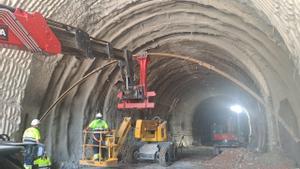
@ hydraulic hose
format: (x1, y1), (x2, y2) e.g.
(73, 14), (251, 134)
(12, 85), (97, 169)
(40, 60), (118, 121)
(146, 52), (264, 105)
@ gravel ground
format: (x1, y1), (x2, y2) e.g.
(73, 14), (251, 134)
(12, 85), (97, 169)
(202, 148), (296, 169)
(84, 147), (297, 169)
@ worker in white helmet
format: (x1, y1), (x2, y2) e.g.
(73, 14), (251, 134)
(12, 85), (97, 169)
(86, 112), (109, 161)
(23, 119), (41, 143)
(22, 119), (42, 169)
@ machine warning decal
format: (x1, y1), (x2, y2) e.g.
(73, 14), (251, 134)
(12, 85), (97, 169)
(0, 25), (8, 40)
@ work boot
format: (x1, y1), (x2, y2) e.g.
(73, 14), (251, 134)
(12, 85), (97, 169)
(23, 164), (32, 169)
(93, 154), (99, 161)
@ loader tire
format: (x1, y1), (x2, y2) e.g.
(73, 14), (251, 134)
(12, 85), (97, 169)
(159, 145), (172, 167)
(172, 144), (177, 162)
(125, 144), (139, 164)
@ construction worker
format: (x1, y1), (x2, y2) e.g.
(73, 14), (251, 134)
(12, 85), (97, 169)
(22, 119), (41, 169)
(86, 113), (109, 161)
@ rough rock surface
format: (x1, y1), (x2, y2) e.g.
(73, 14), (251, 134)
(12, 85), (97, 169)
(0, 49), (31, 136)
(1, 0), (300, 168)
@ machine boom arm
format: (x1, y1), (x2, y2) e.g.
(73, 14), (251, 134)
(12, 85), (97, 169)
(0, 4), (128, 60)
(0, 4), (134, 83)
(0, 4), (155, 109)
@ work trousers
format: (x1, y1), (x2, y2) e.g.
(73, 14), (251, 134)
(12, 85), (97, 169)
(23, 141), (38, 166)
(93, 133), (107, 160)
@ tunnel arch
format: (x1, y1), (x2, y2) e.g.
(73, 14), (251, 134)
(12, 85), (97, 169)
(48, 0), (299, 165)
(0, 0), (297, 167)
(93, 0), (283, 151)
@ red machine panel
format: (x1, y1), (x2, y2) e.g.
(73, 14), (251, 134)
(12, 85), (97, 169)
(213, 133), (238, 141)
(0, 8), (61, 54)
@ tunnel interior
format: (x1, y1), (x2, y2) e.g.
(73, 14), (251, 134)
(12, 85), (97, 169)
(150, 54), (266, 149)
(0, 0), (299, 168)
(192, 96), (250, 146)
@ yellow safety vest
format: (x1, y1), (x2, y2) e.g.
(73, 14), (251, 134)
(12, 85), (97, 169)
(88, 119), (109, 130)
(23, 127), (41, 142)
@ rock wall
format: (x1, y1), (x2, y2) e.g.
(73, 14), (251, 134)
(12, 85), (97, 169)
(0, 49), (31, 136)
(252, 0), (300, 73)
(0, 0), (65, 136)
(1, 0), (300, 168)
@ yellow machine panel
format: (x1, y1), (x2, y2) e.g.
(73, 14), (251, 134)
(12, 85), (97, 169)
(134, 119), (167, 142)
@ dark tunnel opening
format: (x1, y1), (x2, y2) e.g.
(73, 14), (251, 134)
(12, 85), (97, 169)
(192, 96), (250, 146)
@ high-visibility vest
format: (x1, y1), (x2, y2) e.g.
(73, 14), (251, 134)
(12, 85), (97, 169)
(88, 119), (109, 130)
(23, 127), (41, 142)
(34, 156), (51, 169)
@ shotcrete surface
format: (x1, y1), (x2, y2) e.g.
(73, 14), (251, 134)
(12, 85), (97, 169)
(1, 0), (300, 168)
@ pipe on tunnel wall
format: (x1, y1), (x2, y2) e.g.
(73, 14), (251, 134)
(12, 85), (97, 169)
(147, 52), (264, 104)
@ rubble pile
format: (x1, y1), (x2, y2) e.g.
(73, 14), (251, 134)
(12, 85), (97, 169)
(202, 148), (295, 169)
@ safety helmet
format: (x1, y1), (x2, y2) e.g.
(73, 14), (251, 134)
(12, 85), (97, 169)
(31, 119), (40, 126)
(95, 113), (103, 118)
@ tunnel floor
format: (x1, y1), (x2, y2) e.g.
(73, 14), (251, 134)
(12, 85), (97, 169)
(117, 146), (295, 169)
(122, 146), (214, 169)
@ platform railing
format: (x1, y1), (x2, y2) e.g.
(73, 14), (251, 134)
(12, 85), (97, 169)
(81, 130), (117, 162)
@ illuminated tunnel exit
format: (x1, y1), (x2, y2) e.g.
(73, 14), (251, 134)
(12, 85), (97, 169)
(192, 96), (250, 147)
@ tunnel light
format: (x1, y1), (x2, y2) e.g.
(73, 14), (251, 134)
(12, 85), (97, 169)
(230, 105), (243, 114)
(230, 104), (253, 144)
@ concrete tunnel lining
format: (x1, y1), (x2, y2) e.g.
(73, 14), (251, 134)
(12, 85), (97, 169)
(1, 0), (300, 168)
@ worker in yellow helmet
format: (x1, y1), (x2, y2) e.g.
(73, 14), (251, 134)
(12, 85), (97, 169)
(22, 119), (41, 169)
(86, 113), (109, 161)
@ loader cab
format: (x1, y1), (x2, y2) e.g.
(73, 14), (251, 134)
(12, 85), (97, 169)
(134, 119), (167, 142)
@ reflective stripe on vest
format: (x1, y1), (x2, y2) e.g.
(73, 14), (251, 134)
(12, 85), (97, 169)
(23, 137), (38, 142)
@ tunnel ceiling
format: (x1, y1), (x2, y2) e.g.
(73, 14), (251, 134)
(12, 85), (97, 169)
(1, 0), (300, 167)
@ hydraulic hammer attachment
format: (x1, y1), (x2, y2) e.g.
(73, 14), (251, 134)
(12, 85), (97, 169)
(117, 54), (156, 109)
